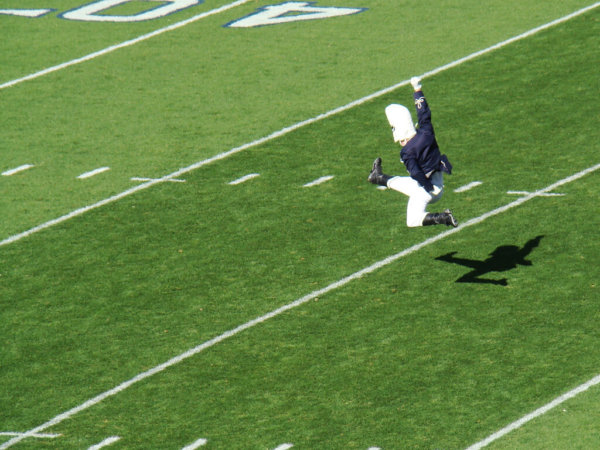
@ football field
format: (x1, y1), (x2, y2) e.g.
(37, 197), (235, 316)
(1, 0), (599, 448)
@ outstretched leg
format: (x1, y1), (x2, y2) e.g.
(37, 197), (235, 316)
(367, 157), (393, 187)
(368, 159), (458, 228)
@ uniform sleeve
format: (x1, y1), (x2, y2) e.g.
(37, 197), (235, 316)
(413, 90), (434, 134)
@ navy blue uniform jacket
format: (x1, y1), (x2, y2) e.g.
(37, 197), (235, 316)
(399, 90), (452, 192)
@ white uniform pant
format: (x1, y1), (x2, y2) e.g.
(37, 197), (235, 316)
(387, 171), (444, 227)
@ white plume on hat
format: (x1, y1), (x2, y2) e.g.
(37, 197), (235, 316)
(385, 104), (416, 143)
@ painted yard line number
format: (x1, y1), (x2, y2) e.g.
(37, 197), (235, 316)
(0, 1), (366, 26)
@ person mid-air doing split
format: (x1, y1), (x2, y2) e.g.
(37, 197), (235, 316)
(368, 76), (458, 228)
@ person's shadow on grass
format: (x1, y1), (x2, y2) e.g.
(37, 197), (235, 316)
(435, 235), (544, 286)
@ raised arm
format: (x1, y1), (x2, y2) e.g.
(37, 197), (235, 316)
(410, 77), (433, 132)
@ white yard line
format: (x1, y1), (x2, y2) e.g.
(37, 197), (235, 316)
(465, 374), (600, 449)
(2, 0), (596, 93)
(1, 6), (599, 448)
(2, 162), (598, 449)
(0, 0), (254, 91)
(418, 2), (600, 81)
(2, 2), (599, 249)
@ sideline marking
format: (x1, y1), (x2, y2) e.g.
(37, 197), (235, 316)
(88, 436), (121, 449)
(229, 173), (260, 185)
(273, 445), (294, 450)
(2, 164), (35, 176)
(2, 2), (598, 249)
(2, 162), (598, 449)
(77, 167), (110, 179)
(181, 437), (208, 449)
(466, 374), (600, 449)
(0, 0), (254, 91)
(454, 181), (482, 193)
(303, 175), (334, 187)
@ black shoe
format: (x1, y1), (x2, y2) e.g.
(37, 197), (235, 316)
(443, 209), (458, 227)
(423, 210), (458, 227)
(367, 157), (383, 184)
(367, 157), (393, 187)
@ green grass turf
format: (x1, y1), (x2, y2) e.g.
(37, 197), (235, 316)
(1, 1), (599, 448)
(489, 383), (600, 449)
(0, 0), (595, 238)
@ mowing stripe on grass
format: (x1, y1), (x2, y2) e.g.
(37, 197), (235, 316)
(0, 0), (254, 91)
(2, 162), (598, 449)
(1, 2), (598, 249)
(466, 374), (600, 449)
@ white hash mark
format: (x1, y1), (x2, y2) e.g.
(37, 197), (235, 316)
(303, 175), (334, 187)
(77, 167), (110, 179)
(88, 436), (121, 449)
(2, 164), (34, 176)
(229, 173), (260, 185)
(181, 437), (208, 449)
(454, 181), (482, 193)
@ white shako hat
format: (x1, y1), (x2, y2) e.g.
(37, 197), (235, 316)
(385, 104), (416, 143)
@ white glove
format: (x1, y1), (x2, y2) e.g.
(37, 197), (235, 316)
(430, 185), (442, 196)
(411, 76), (422, 91)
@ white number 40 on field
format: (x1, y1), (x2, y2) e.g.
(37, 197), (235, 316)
(0, 0), (199, 21)
(225, 2), (367, 28)
(0, 1), (366, 24)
